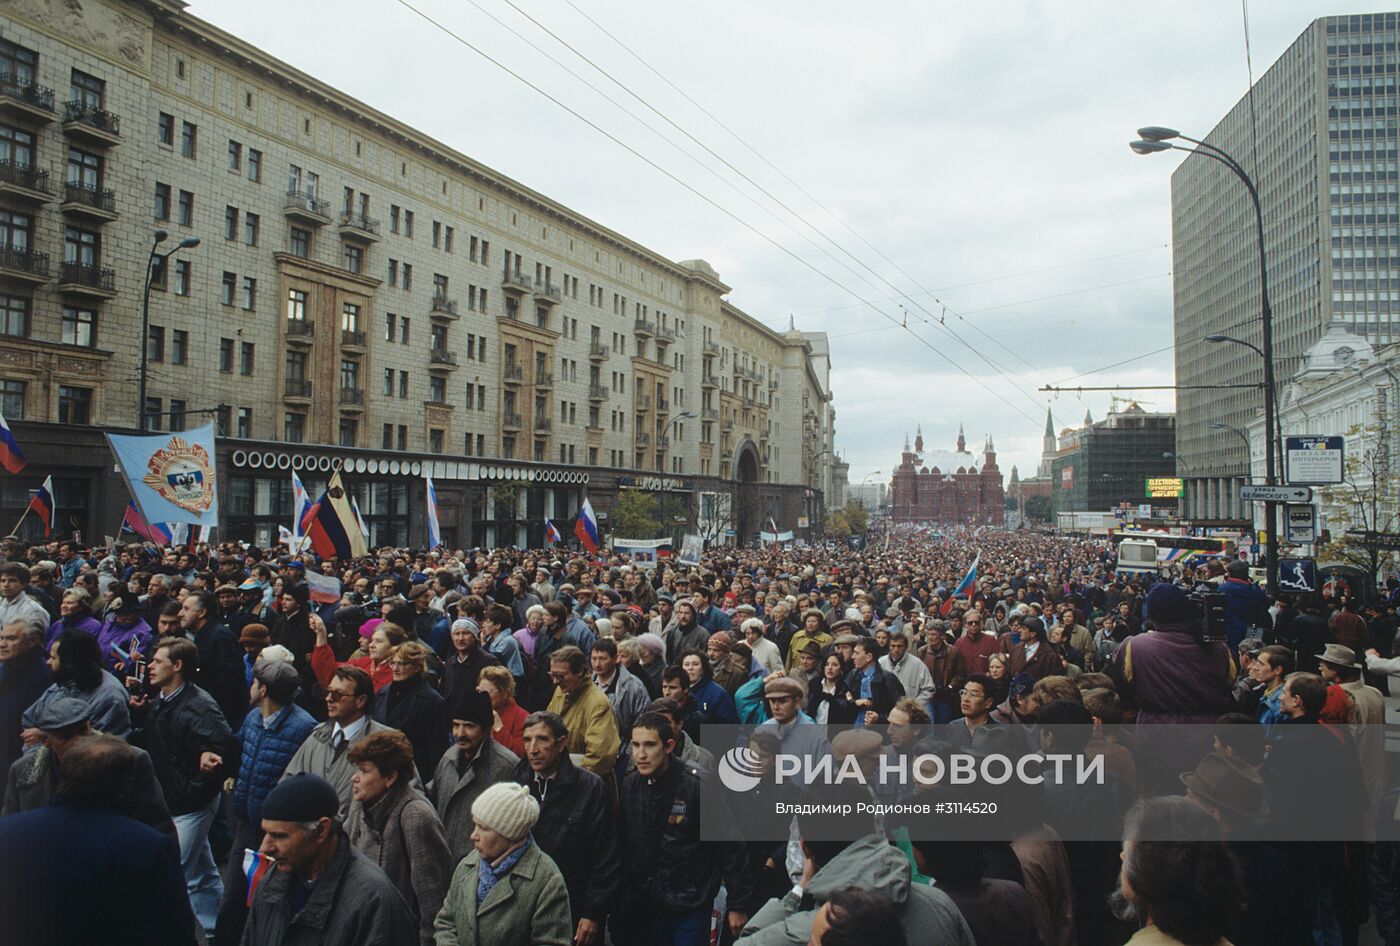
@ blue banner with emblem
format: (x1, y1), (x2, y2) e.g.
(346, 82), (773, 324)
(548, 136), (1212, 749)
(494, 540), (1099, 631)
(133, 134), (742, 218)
(106, 423), (220, 527)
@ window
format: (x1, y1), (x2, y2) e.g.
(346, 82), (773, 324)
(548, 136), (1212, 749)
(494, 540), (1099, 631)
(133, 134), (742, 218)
(402, 263), (412, 290)
(216, 405), (230, 436)
(383, 367), (394, 395)
(432, 221), (441, 248)
(157, 112), (174, 146)
(147, 325), (165, 362)
(390, 205), (399, 234)
(236, 408), (252, 439)
(1, 379), (24, 419)
(433, 273), (448, 299)
(388, 259), (398, 287)
(400, 317), (410, 344)
(382, 424), (393, 449)
(0, 294), (29, 337)
(172, 329), (188, 364)
(286, 288), (307, 322)
(398, 370), (408, 399)
(244, 213), (259, 246)
(239, 342), (254, 376)
(228, 140), (242, 171)
(247, 148), (262, 182)
(285, 350), (307, 382)
(470, 235), (478, 261)
(398, 426), (407, 451)
(58, 386), (91, 425)
(224, 206), (238, 241)
(174, 260), (190, 296)
(429, 429), (444, 453)
(284, 413), (305, 443)
(69, 70), (104, 110)
(66, 148), (100, 190)
(177, 190), (193, 226)
(289, 227), (309, 258)
(169, 399), (186, 432)
(180, 121), (197, 158)
(341, 303), (362, 334)
(0, 125), (35, 171)
(342, 186), (354, 215)
(155, 183), (171, 221)
(242, 277), (257, 311)
(445, 226), (453, 253)
(340, 360), (359, 391)
(343, 243), (363, 274)
(0, 41), (36, 87)
(149, 256), (166, 291)
(429, 376), (446, 403)
(385, 312), (397, 342)
(338, 417), (358, 447)
(430, 324), (447, 351)
(221, 271), (236, 305)
(143, 398), (162, 431)
(404, 211), (414, 238)
(219, 338), (233, 372)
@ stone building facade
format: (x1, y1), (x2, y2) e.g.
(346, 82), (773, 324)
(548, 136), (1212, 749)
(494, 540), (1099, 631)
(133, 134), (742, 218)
(0, 0), (836, 546)
(889, 426), (1004, 526)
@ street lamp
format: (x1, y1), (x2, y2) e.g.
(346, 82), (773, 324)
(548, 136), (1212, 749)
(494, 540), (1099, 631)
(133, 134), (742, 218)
(806, 447), (834, 544)
(658, 411), (697, 540)
(1209, 422), (1254, 485)
(1133, 125), (1280, 593)
(139, 229), (201, 431)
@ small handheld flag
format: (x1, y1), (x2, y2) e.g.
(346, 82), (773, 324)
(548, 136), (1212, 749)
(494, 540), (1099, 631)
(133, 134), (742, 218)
(940, 553), (980, 616)
(27, 475), (54, 537)
(243, 849), (274, 907)
(544, 519), (562, 545)
(0, 409), (26, 474)
(574, 499), (600, 553)
(425, 475), (442, 549)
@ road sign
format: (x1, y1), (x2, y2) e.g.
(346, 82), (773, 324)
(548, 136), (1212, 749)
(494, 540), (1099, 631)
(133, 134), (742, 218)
(1285, 504), (1316, 543)
(1240, 484), (1312, 503)
(1137, 504), (1153, 519)
(1285, 435), (1345, 485)
(1345, 529), (1400, 551)
(797, 516), (810, 528)
(1277, 558), (1317, 593)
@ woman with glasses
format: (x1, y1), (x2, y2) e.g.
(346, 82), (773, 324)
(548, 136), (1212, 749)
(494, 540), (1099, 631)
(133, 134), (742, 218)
(370, 640), (447, 779)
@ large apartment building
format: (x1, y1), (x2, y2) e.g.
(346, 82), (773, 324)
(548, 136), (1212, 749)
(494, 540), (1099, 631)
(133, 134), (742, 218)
(1171, 12), (1399, 521)
(0, 0), (837, 547)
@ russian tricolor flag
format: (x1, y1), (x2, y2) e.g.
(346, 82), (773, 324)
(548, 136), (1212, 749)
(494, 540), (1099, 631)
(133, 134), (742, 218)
(243, 849), (274, 907)
(940, 553), (980, 616)
(27, 475), (54, 537)
(0, 410), (26, 474)
(544, 519), (562, 545)
(425, 475), (442, 549)
(574, 499), (600, 553)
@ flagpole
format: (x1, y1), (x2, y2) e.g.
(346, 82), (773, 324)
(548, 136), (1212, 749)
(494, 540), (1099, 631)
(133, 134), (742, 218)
(6, 504), (29, 537)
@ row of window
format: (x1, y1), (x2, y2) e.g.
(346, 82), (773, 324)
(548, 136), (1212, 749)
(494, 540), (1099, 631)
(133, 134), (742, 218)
(0, 379), (91, 425)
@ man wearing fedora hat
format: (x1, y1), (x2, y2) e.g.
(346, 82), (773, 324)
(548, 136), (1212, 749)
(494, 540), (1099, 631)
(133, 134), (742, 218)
(1319, 643), (1385, 810)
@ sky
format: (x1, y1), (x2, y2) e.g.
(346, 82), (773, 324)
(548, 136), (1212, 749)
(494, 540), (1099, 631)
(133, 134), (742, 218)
(193, 0), (1387, 487)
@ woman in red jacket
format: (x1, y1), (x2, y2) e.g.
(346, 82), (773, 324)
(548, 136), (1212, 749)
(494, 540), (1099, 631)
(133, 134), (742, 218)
(476, 664), (527, 757)
(311, 618), (405, 693)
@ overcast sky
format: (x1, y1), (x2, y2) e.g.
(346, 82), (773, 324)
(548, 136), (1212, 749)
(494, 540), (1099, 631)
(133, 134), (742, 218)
(196, 0), (1385, 486)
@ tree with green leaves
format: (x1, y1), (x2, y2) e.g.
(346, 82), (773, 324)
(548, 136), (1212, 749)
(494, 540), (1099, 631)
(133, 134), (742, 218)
(612, 489), (660, 539)
(1024, 494), (1052, 524)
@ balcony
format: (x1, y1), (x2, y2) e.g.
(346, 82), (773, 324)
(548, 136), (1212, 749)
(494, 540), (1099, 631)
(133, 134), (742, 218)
(285, 319), (315, 346)
(62, 101), (121, 146)
(57, 261), (116, 298)
(588, 342), (609, 361)
(635, 393), (652, 411)
(339, 387), (365, 408)
(533, 371), (553, 388)
(702, 407), (719, 421)
(769, 375), (779, 389)
(637, 432), (651, 448)
(284, 379), (313, 401)
(502, 411), (523, 431)
(701, 374), (718, 389)
(430, 296), (459, 321)
(284, 190), (332, 226)
(0, 160), (53, 203)
(0, 74), (56, 123)
(503, 364), (524, 386)
(634, 318), (656, 337)
(657, 324), (677, 343)
(657, 397), (670, 413)
(430, 348), (458, 370)
(533, 417), (551, 433)
(588, 383), (609, 401)
(722, 419), (734, 432)
(0, 245), (49, 284)
(60, 182), (117, 221)
(340, 329), (366, 351)
(703, 340), (720, 358)
(533, 281), (561, 305)
(501, 270), (533, 295)
(337, 211), (381, 243)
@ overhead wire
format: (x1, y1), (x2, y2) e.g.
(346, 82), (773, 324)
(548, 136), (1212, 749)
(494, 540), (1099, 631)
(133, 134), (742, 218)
(388, 0), (1046, 427)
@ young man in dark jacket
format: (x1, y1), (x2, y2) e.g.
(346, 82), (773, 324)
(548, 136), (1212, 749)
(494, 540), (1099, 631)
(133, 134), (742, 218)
(844, 637), (905, 726)
(179, 589), (247, 727)
(612, 711), (751, 946)
(128, 635), (239, 938)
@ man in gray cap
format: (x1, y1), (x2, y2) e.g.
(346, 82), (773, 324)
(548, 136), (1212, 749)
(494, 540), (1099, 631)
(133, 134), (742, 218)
(1, 695), (173, 838)
(245, 773), (416, 946)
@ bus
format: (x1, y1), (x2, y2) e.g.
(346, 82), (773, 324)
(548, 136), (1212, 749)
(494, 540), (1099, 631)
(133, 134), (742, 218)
(1110, 530), (1238, 574)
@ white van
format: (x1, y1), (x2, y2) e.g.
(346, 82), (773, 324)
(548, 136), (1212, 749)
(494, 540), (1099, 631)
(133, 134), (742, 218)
(1116, 539), (1159, 578)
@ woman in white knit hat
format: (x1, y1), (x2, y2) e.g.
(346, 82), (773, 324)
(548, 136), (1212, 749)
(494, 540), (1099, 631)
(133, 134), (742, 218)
(432, 781), (572, 946)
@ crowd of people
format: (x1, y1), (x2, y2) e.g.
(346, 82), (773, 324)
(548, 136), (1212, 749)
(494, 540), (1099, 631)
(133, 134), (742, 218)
(0, 526), (1397, 946)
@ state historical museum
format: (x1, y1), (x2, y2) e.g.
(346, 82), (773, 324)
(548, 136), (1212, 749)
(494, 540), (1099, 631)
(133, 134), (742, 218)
(890, 426), (1005, 526)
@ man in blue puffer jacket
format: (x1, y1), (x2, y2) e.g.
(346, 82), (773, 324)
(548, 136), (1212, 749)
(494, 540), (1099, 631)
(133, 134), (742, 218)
(213, 658), (316, 946)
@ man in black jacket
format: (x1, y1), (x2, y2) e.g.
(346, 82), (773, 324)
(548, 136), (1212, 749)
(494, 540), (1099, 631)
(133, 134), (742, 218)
(129, 636), (239, 937)
(845, 637), (905, 726)
(180, 590), (246, 726)
(612, 711), (750, 946)
(514, 710), (620, 946)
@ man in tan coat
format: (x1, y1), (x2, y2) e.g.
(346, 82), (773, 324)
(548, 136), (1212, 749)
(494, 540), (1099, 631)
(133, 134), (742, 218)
(1321, 643), (1385, 812)
(545, 646), (620, 785)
